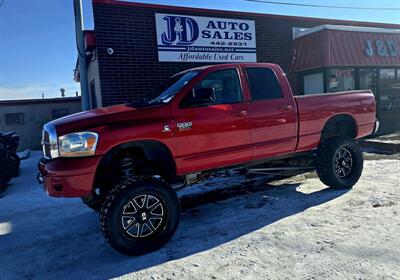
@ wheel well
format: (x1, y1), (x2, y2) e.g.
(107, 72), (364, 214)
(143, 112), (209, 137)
(93, 140), (176, 190)
(321, 115), (357, 140)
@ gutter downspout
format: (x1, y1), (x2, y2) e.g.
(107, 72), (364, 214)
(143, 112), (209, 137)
(73, 0), (90, 111)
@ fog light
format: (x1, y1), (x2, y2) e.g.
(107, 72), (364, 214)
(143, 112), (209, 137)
(53, 184), (63, 192)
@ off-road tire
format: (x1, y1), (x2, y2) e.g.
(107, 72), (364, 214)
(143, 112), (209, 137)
(100, 177), (180, 256)
(81, 192), (104, 212)
(316, 136), (363, 189)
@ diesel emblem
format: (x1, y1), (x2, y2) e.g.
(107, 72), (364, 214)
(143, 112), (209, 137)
(177, 121), (192, 130)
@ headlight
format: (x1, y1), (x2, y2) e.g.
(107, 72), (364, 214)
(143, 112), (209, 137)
(58, 132), (99, 157)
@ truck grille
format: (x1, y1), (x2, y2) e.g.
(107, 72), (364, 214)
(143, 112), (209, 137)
(42, 130), (51, 158)
(41, 124), (58, 159)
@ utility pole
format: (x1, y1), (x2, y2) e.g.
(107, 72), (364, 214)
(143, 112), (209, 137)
(73, 0), (90, 110)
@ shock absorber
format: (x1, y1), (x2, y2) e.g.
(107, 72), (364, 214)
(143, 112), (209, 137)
(118, 156), (137, 178)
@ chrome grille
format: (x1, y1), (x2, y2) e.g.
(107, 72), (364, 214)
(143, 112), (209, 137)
(41, 124), (58, 159)
(42, 130), (51, 158)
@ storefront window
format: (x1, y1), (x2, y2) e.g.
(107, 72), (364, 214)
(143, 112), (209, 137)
(327, 68), (355, 92)
(379, 69), (400, 112)
(359, 69), (377, 96)
(303, 72), (323, 95)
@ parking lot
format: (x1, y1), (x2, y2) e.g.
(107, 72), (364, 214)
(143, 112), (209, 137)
(0, 151), (399, 280)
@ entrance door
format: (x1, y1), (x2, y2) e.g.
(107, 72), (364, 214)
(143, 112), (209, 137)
(174, 67), (252, 174)
(378, 69), (400, 133)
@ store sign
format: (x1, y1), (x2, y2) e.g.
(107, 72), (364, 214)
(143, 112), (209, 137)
(365, 39), (398, 57)
(335, 69), (353, 78)
(155, 13), (257, 62)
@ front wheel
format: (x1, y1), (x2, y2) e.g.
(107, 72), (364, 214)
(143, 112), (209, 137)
(100, 177), (180, 256)
(81, 190), (104, 212)
(316, 136), (363, 189)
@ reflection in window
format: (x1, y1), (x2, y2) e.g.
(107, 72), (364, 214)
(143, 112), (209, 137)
(359, 69), (377, 96)
(245, 68), (283, 100)
(195, 69), (243, 104)
(327, 69), (355, 92)
(303, 72), (323, 95)
(380, 69), (400, 112)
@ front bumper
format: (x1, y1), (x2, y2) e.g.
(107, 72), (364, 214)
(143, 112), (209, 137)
(37, 156), (102, 197)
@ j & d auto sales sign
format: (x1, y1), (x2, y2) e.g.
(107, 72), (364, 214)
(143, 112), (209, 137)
(155, 13), (257, 62)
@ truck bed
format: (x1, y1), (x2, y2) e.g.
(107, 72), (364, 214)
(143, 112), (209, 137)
(294, 90), (376, 152)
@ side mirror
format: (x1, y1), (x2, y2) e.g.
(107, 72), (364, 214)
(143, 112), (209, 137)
(192, 87), (215, 105)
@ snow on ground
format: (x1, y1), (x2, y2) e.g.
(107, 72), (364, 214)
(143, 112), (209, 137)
(0, 151), (399, 280)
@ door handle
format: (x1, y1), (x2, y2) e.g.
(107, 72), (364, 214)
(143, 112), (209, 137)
(279, 105), (293, 111)
(231, 110), (248, 117)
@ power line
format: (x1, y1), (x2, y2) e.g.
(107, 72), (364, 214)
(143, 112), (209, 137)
(0, 0), (5, 9)
(244, 0), (400, 11)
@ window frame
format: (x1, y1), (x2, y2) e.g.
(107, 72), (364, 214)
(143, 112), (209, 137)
(244, 67), (284, 102)
(4, 113), (24, 125)
(303, 71), (324, 95)
(179, 67), (244, 109)
(379, 68), (400, 112)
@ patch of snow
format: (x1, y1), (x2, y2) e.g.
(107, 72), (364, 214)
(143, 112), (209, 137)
(0, 151), (399, 279)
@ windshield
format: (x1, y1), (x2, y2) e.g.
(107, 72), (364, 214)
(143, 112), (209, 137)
(146, 70), (200, 105)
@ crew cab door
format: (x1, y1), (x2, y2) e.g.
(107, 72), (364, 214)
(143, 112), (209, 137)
(243, 66), (298, 160)
(173, 67), (251, 174)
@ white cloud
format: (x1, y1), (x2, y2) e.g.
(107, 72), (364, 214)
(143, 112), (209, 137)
(0, 82), (81, 100)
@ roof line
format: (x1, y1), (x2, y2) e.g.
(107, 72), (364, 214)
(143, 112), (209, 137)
(92, 0), (400, 29)
(0, 97), (82, 105)
(296, 24), (400, 39)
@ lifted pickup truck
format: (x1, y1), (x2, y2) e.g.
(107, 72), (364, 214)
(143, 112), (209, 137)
(38, 63), (377, 255)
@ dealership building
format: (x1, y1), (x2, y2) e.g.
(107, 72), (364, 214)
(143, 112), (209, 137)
(76, 0), (400, 133)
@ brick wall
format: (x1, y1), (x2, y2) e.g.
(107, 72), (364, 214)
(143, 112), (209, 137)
(92, 2), (398, 106)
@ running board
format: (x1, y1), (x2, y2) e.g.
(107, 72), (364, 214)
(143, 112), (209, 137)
(247, 166), (315, 176)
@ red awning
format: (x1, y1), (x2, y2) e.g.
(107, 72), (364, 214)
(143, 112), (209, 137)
(291, 26), (400, 72)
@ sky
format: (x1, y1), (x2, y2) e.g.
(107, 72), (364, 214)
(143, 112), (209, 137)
(0, 0), (399, 100)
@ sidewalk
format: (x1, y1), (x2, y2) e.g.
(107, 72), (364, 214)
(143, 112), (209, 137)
(359, 133), (400, 154)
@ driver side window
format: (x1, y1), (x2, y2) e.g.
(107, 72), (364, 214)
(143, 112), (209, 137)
(180, 68), (243, 108)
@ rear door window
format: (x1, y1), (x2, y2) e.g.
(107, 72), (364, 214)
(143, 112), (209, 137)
(245, 67), (283, 101)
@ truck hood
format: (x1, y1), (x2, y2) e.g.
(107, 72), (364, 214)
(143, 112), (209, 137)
(49, 104), (163, 135)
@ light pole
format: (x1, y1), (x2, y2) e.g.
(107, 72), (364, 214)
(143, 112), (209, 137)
(73, 0), (90, 110)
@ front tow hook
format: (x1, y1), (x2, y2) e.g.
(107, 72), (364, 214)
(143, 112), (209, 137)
(37, 172), (44, 184)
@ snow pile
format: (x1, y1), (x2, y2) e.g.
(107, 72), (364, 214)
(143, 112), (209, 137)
(0, 152), (399, 279)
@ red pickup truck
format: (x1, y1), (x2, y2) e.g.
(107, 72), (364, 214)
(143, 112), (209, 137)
(38, 63), (377, 255)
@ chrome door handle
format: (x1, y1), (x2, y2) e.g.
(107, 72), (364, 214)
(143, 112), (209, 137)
(231, 110), (248, 117)
(279, 105), (293, 111)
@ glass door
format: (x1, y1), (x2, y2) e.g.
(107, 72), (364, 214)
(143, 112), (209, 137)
(379, 69), (400, 113)
(377, 69), (400, 133)
(359, 69), (377, 96)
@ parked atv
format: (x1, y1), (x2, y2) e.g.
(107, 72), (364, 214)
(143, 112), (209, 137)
(0, 131), (20, 192)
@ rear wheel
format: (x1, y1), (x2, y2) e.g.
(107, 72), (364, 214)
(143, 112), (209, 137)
(100, 177), (180, 256)
(316, 136), (363, 189)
